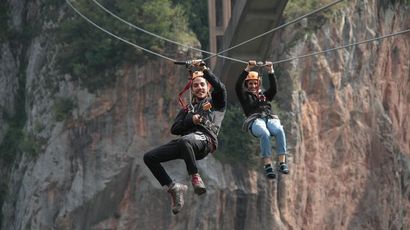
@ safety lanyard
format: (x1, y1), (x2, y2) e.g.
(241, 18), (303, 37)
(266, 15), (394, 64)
(177, 79), (193, 112)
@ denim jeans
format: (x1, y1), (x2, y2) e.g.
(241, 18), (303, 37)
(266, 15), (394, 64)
(250, 117), (287, 158)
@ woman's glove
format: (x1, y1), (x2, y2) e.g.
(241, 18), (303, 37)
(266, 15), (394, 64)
(245, 60), (256, 72)
(265, 61), (274, 74)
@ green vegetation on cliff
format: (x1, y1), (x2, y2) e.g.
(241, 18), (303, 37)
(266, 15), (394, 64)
(0, 2), (8, 42)
(0, 50), (28, 228)
(172, 0), (209, 53)
(216, 105), (259, 168)
(57, 0), (197, 91)
(53, 97), (75, 121)
(284, 0), (347, 19)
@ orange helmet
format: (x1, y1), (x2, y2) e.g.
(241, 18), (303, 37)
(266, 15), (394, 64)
(192, 70), (204, 79)
(245, 71), (260, 81)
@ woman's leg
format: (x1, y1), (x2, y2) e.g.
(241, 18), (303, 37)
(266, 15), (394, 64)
(266, 118), (289, 174)
(250, 118), (276, 179)
(266, 118), (287, 155)
(250, 118), (272, 158)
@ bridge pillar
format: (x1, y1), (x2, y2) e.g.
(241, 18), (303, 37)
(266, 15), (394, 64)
(208, 0), (233, 68)
(209, 0), (289, 102)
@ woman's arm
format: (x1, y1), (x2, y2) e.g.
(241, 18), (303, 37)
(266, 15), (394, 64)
(263, 63), (277, 101)
(236, 61), (256, 105)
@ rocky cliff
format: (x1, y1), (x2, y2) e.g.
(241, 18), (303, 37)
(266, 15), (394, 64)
(271, 0), (410, 229)
(0, 0), (409, 230)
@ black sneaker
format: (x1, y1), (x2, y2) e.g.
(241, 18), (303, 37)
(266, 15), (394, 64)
(264, 164), (276, 179)
(278, 162), (289, 174)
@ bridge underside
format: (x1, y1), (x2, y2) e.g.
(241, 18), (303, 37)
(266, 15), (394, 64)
(213, 0), (288, 102)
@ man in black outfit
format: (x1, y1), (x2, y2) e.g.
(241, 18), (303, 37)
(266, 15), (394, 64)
(143, 60), (227, 214)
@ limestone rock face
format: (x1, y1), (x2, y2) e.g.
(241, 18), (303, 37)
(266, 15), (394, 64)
(273, 1), (410, 229)
(0, 0), (409, 230)
(0, 43), (18, 145)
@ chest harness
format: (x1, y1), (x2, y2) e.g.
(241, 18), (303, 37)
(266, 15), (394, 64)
(175, 60), (220, 135)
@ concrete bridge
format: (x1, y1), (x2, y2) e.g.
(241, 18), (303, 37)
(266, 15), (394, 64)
(212, 0), (288, 102)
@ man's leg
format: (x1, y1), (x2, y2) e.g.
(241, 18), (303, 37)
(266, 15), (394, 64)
(143, 141), (180, 186)
(178, 132), (209, 195)
(143, 141), (188, 214)
(178, 133), (209, 174)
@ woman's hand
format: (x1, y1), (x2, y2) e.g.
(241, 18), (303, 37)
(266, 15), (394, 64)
(265, 61), (274, 74)
(245, 60), (256, 72)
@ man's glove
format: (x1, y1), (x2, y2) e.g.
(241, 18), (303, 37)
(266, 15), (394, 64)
(191, 59), (207, 71)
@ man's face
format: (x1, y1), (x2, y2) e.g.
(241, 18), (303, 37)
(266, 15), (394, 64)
(192, 77), (208, 99)
(246, 80), (259, 94)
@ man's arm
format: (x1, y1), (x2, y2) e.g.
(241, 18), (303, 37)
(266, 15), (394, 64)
(170, 109), (195, 135)
(203, 69), (227, 111)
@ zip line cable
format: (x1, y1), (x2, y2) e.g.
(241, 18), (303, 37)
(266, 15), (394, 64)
(202, 0), (345, 61)
(270, 28), (410, 64)
(65, 0), (176, 62)
(93, 0), (344, 64)
(66, 0), (408, 71)
(71, 0), (345, 64)
(91, 0), (246, 64)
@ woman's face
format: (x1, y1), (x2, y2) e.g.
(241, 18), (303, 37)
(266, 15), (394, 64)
(246, 80), (259, 94)
(192, 77), (209, 99)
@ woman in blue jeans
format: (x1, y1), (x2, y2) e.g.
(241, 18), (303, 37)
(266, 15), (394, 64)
(235, 60), (289, 179)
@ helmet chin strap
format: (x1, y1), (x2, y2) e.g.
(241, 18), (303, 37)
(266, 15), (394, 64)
(256, 81), (260, 95)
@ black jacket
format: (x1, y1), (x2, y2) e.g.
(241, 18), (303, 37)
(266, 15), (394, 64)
(235, 70), (277, 117)
(171, 69), (227, 150)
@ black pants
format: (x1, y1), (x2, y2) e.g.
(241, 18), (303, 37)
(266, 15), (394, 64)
(143, 132), (210, 186)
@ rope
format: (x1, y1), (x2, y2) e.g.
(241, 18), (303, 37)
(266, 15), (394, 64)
(91, 0), (247, 64)
(65, 0), (176, 62)
(270, 28), (410, 64)
(203, 0), (345, 61)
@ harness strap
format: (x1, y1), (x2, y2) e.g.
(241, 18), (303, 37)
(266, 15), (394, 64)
(178, 79), (192, 111)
